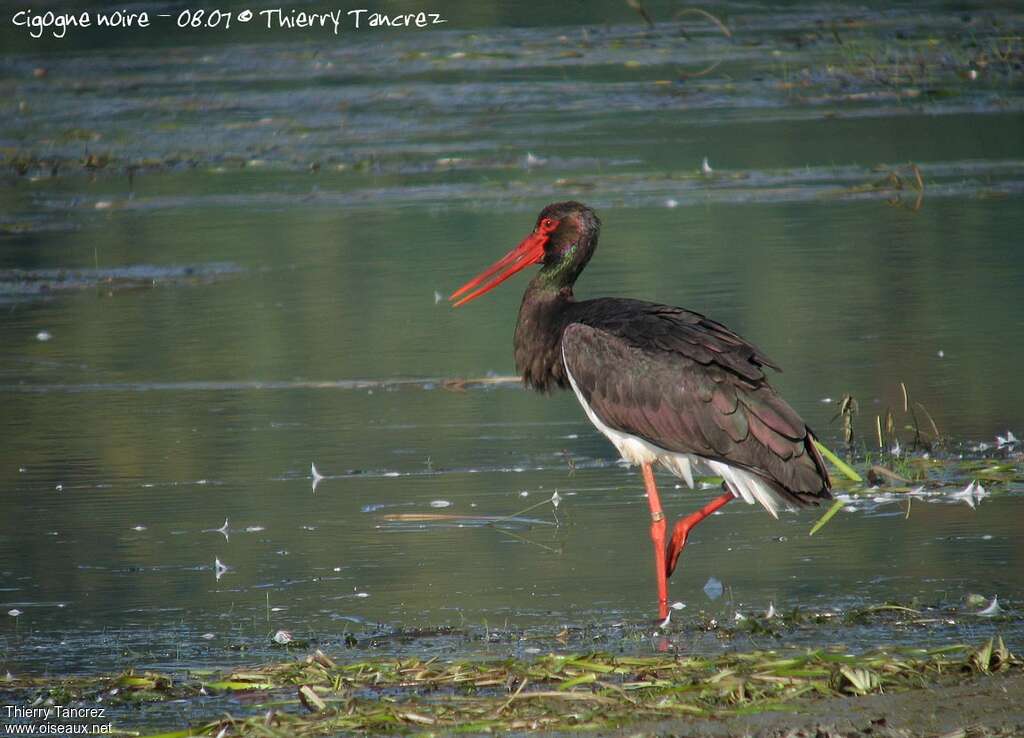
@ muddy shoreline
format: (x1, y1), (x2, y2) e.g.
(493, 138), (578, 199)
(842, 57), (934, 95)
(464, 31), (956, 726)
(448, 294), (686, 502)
(635, 672), (1024, 737)
(2, 638), (1018, 736)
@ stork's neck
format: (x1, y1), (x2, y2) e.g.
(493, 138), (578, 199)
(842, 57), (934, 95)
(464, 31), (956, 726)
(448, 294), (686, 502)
(512, 214), (598, 392)
(513, 279), (575, 392)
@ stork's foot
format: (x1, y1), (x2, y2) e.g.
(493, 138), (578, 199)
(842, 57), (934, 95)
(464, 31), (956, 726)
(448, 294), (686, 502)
(665, 490), (735, 578)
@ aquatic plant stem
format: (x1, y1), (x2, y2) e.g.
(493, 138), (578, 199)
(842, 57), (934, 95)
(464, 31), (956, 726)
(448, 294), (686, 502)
(813, 439), (863, 482)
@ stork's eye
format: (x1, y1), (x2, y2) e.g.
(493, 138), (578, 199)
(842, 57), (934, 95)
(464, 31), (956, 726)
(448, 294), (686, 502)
(539, 217), (559, 233)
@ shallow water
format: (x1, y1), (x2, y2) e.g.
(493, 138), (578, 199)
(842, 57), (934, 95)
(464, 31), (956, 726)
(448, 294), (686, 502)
(1, 0), (1023, 687)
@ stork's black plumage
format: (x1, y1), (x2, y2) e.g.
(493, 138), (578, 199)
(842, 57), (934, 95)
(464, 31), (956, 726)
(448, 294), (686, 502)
(451, 201), (831, 618)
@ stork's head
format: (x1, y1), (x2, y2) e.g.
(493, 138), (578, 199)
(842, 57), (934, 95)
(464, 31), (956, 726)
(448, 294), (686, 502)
(450, 201), (600, 306)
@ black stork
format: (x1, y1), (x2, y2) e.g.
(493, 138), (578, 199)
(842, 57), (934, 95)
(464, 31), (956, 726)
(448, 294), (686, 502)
(450, 202), (831, 620)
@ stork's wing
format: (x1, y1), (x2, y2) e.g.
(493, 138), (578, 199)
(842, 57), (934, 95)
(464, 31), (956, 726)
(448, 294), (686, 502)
(560, 309), (830, 504)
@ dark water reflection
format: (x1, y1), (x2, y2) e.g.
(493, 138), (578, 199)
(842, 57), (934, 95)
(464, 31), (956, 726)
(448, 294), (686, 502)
(1, 0), (1022, 679)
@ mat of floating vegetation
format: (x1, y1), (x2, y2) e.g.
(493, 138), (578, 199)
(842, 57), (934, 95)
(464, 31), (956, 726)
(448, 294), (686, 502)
(0, 264), (243, 300)
(1, 638), (1019, 736)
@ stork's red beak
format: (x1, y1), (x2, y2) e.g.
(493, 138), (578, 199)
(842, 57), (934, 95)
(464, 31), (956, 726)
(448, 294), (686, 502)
(449, 222), (558, 307)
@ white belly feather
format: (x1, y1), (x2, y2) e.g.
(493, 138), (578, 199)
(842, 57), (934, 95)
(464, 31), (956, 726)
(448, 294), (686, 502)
(563, 352), (792, 519)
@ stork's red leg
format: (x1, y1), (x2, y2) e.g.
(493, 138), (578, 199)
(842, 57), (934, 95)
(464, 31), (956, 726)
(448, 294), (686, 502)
(641, 463), (669, 620)
(665, 490), (735, 577)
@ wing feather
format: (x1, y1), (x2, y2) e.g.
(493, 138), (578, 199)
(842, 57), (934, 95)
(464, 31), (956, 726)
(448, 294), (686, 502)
(560, 308), (830, 505)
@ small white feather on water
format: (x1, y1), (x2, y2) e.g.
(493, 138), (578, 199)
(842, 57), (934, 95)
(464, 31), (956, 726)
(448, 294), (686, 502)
(657, 602), (687, 630)
(950, 480), (986, 509)
(701, 157), (713, 175)
(311, 462), (325, 493)
(977, 595), (1002, 617)
(214, 557), (229, 581)
(996, 430), (1018, 448)
(202, 518), (230, 541)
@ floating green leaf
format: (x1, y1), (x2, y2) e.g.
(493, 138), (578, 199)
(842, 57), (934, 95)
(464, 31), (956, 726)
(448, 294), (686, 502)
(809, 498), (847, 536)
